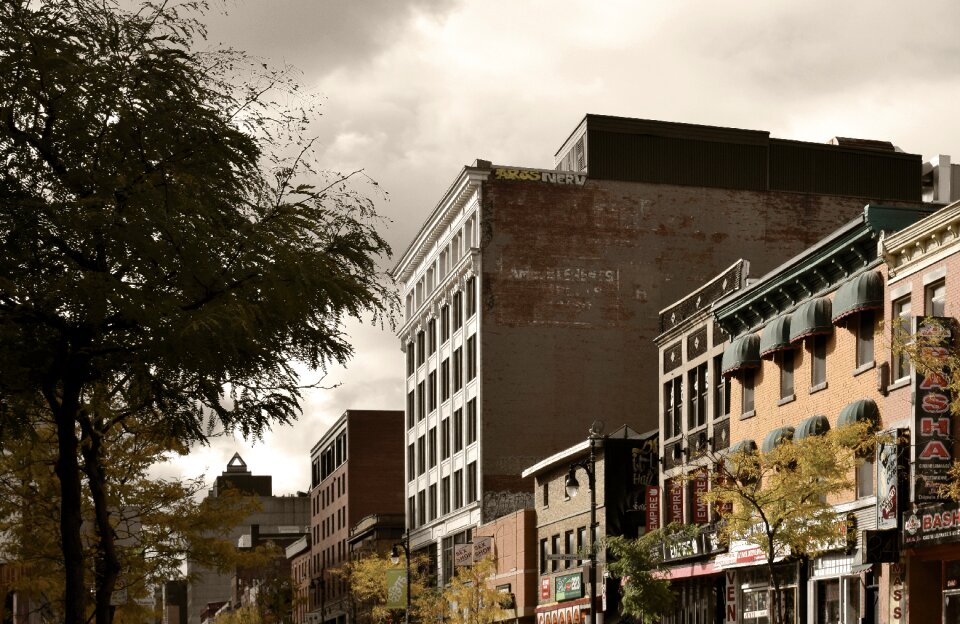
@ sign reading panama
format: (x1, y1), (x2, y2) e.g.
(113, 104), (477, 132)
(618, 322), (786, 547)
(493, 167), (587, 186)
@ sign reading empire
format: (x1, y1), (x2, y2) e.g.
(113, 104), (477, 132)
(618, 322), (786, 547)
(493, 167), (587, 186)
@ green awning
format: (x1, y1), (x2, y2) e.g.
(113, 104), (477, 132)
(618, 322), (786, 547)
(728, 439), (758, 455)
(759, 315), (792, 358)
(795, 415), (831, 440)
(832, 271), (884, 323)
(838, 398), (880, 430)
(789, 298), (833, 343)
(761, 426), (795, 453)
(721, 334), (761, 376)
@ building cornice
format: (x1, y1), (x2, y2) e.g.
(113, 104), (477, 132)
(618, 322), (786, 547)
(880, 200), (960, 278)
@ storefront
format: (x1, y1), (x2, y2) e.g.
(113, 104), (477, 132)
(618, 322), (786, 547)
(661, 526), (727, 624)
(807, 553), (873, 624)
(903, 500), (960, 624)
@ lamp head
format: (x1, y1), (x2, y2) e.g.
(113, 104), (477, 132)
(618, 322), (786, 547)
(390, 545), (401, 565)
(564, 469), (580, 498)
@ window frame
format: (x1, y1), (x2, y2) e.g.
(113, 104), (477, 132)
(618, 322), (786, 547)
(926, 279), (946, 317)
(810, 334), (827, 388)
(777, 349), (795, 400)
(741, 369), (755, 415)
(891, 296), (912, 381)
(856, 310), (875, 369)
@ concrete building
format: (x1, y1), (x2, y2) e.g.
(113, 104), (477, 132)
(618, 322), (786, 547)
(391, 114), (926, 582)
(521, 425), (657, 624)
(307, 410), (404, 624)
(186, 455), (309, 624)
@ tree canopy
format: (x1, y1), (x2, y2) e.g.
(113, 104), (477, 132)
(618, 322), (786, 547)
(0, 1), (395, 622)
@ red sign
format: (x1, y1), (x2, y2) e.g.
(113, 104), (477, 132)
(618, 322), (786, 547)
(913, 317), (954, 502)
(668, 479), (684, 523)
(541, 577), (551, 600)
(646, 486), (661, 530)
(693, 472), (709, 525)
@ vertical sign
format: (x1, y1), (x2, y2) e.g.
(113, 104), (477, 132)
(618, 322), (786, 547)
(877, 431), (903, 530)
(889, 564), (904, 623)
(667, 479), (684, 524)
(913, 316), (954, 502)
(646, 486), (661, 530)
(386, 569), (407, 608)
(693, 471), (710, 525)
(725, 571), (737, 623)
(541, 577), (551, 600)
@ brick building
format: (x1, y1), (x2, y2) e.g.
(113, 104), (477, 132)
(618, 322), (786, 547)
(391, 114), (927, 581)
(307, 410), (404, 624)
(879, 199), (960, 624)
(472, 508), (538, 624)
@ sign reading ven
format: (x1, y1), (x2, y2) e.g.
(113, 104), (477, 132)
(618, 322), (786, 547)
(913, 317), (955, 502)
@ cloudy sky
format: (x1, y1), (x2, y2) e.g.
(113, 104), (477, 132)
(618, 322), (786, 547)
(159, 0), (960, 494)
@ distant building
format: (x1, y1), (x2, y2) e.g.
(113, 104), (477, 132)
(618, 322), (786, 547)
(392, 114), (926, 581)
(186, 454), (309, 624)
(307, 410), (405, 624)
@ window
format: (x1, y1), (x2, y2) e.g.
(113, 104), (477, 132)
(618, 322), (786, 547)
(406, 390), (415, 428)
(466, 398), (477, 444)
(417, 490), (426, 526)
(564, 530), (575, 569)
(428, 318), (437, 354)
(441, 358), (450, 401)
(429, 484), (437, 520)
(453, 291), (463, 331)
(441, 476), (451, 514)
(467, 335), (477, 380)
(454, 409), (463, 452)
(688, 364), (707, 429)
(428, 371), (437, 412)
(417, 330), (425, 366)
(857, 455), (874, 499)
(441, 305), (450, 342)
(407, 444), (415, 479)
(664, 377), (682, 438)
(926, 279), (946, 316)
(467, 461), (477, 503)
(441, 418), (450, 459)
(406, 342), (415, 376)
(417, 435), (426, 475)
(541, 481), (549, 507)
(577, 526), (587, 557)
(811, 335), (827, 388)
(539, 539), (548, 573)
(892, 297), (912, 381)
(551, 534), (561, 572)
(741, 370), (755, 414)
(713, 355), (730, 419)
(453, 347), (463, 391)
(454, 469), (463, 509)
(409, 496), (416, 529)
(428, 427), (437, 468)
(856, 310), (875, 368)
(417, 381), (426, 421)
(777, 349), (794, 400)
(467, 276), (477, 318)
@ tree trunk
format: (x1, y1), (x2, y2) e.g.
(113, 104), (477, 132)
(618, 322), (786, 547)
(80, 418), (122, 624)
(51, 385), (86, 624)
(768, 561), (783, 624)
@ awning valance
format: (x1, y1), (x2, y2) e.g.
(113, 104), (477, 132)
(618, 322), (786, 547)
(728, 439), (758, 456)
(789, 298), (833, 343)
(721, 334), (761, 376)
(759, 315), (793, 358)
(761, 427), (795, 453)
(832, 271), (884, 323)
(795, 415), (831, 440)
(838, 398), (880, 430)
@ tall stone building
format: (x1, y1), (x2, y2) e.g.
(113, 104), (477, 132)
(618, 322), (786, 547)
(390, 114), (925, 578)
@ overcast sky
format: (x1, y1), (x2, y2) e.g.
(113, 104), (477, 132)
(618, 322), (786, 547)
(157, 0), (960, 494)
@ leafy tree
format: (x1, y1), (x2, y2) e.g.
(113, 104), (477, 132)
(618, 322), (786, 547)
(336, 550), (435, 624)
(605, 526), (687, 624)
(0, 0), (393, 622)
(703, 422), (871, 624)
(437, 556), (510, 624)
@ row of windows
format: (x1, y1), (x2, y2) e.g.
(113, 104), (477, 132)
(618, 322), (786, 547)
(406, 277), (478, 377)
(892, 278), (945, 380)
(408, 462), (478, 529)
(408, 399), (478, 480)
(311, 431), (347, 487)
(405, 215), (477, 321)
(312, 472), (346, 517)
(407, 336), (477, 428)
(663, 355), (730, 440)
(538, 526), (593, 574)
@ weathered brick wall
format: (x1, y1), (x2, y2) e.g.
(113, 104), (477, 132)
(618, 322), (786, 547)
(479, 175), (920, 488)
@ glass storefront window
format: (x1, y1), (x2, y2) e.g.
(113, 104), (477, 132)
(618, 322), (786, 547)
(814, 577), (860, 624)
(740, 586), (795, 624)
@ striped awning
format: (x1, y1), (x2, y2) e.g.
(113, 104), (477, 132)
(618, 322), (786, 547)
(838, 398), (880, 430)
(761, 427), (795, 453)
(721, 334), (761, 376)
(832, 271), (884, 323)
(759, 315), (792, 358)
(795, 415), (831, 440)
(789, 298), (833, 343)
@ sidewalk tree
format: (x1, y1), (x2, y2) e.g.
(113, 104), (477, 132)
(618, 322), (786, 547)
(0, 0), (393, 622)
(438, 556), (511, 624)
(703, 422), (873, 624)
(606, 526), (687, 623)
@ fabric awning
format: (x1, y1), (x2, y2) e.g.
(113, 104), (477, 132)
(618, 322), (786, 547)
(832, 271), (884, 323)
(789, 298), (833, 343)
(838, 398), (880, 430)
(721, 334), (761, 375)
(795, 415), (831, 440)
(759, 315), (792, 358)
(761, 426), (795, 453)
(728, 439), (758, 455)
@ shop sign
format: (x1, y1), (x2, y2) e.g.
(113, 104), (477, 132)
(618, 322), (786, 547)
(646, 486), (661, 530)
(662, 526), (726, 563)
(541, 577), (551, 600)
(877, 430), (908, 530)
(668, 480), (684, 523)
(913, 316), (954, 502)
(903, 499), (960, 547)
(473, 536), (494, 560)
(725, 571), (737, 623)
(889, 564), (904, 623)
(454, 543), (474, 566)
(554, 572), (583, 602)
(693, 471), (710, 524)
(493, 167), (587, 186)
(536, 604), (584, 624)
(714, 539), (789, 569)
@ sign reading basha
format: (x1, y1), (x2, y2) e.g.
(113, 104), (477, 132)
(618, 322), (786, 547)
(493, 167), (587, 186)
(913, 317), (955, 502)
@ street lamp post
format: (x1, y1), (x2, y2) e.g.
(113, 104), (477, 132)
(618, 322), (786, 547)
(565, 423), (603, 624)
(391, 529), (411, 624)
